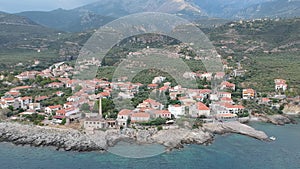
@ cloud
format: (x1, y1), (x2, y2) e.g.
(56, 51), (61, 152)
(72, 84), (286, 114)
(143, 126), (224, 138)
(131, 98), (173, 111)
(0, 0), (100, 13)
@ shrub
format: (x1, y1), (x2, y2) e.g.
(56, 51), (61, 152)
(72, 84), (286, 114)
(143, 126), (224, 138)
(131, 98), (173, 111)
(157, 126), (163, 131)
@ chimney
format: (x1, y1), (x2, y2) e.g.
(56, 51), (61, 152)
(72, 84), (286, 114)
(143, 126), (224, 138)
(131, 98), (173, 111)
(99, 97), (102, 118)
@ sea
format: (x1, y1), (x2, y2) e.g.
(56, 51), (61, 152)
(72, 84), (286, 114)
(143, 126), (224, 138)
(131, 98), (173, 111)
(1, 122), (300, 169)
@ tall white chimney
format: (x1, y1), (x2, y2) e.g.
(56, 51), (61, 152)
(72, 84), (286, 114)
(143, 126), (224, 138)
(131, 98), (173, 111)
(99, 97), (102, 118)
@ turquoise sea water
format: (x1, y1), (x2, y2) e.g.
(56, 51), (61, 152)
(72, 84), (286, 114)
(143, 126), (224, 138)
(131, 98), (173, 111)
(1, 122), (300, 169)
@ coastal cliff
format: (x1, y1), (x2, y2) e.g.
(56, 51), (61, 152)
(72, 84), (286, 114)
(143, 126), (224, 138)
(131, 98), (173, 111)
(0, 121), (269, 152)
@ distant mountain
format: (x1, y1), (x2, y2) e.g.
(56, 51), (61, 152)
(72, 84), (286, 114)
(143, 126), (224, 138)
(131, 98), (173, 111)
(189, 0), (272, 18)
(235, 0), (300, 19)
(17, 8), (115, 32)
(0, 12), (57, 49)
(0, 11), (38, 26)
(76, 0), (207, 19)
(15, 0), (300, 33)
(16, 0), (207, 32)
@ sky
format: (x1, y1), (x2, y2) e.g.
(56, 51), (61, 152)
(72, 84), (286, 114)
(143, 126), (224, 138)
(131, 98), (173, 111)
(0, 0), (100, 13)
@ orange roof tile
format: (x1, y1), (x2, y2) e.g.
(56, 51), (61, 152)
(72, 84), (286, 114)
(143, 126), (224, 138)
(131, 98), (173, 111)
(131, 112), (150, 118)
(118, 109), (133, 116)
(197, 102), (210, 111)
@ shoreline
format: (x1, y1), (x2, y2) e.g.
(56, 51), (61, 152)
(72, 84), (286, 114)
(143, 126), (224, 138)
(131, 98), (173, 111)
(0, 114), (297, 152)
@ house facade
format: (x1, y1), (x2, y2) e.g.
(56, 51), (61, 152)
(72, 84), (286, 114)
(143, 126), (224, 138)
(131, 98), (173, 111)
(131, 112), (150, 123)
(242, 89), (255, 100)
(168, 104), (185, 118)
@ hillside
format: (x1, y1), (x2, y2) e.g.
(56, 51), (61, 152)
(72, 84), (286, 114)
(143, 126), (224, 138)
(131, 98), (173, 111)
(205, 18), (300, 94)
(17, 9), (115, 32)
(235, 0), (300, 19)
(189, 0), (271, 18)
(207, 18), (300, 54)
(1, 15), (299, 94)
(0, 12), (58, 49)
(76, 0), (207, 19)
(14, 0), (300, 32)
(17, 0), (207, 32)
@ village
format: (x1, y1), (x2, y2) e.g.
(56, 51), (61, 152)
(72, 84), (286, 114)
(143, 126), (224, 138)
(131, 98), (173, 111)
(0, 58), (291, 132)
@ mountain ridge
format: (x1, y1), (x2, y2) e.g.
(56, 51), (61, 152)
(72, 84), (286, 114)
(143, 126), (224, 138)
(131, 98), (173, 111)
(235, 0), (300, 19)
(17, 8), (115, 32)
(14, 0), (300, 32)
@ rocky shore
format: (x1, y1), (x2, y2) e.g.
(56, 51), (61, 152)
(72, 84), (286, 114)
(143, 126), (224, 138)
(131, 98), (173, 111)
(0, 120), (270, 152)
(257, 114), (298, 125)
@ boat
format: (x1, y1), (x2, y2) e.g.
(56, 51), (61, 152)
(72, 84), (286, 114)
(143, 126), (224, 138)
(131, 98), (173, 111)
(269, 136), (276, 141)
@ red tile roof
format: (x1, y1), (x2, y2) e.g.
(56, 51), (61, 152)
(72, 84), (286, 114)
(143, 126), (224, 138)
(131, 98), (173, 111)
(197, 102), (210, 111)
(11, 86), (31, 91)
(154, 110), (171, 115)
(56, 109), (66, 115)
(20, 96), (32, 101)
(118, 109), (133, 116)
(47, 105), (62, 109)
(148, 83), (158, 88)
(131, 112), (150, 118)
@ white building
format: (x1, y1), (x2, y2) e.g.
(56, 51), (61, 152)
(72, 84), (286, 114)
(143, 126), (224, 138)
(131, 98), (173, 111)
(29, 103), (41, 111)
(274, 79), (288, 91)
(242, 89), (255, 100)
(17, 96), (32, 109)
(45, 105), (62, 114)
(152, 76), (166, 84)
(189, 102), (210, 117)
(168, 104), (185, 118)
(211, 102), (245, 115)
(117, 109), (133, 127)
(84, 118), (107, 129)
(131, 112), (150, 123)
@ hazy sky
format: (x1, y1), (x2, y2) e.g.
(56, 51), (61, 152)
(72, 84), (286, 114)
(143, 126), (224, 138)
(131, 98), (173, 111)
(0, 0), (100, 13)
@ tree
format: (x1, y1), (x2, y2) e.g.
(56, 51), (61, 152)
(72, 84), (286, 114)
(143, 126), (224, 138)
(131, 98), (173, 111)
(157, 126), (163, 131)
(74, 85), (82, 92)
(35, 75), (43, 83)
(61, 118), (66, 125)
(8, 105), (14, 111)
(80, 103), (90, 111)
(92, 98), (117, 118)
(279, 104), (285, 111)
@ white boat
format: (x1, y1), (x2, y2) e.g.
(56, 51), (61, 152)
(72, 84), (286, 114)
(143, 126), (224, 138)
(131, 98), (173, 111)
(269, 136), (276, 141)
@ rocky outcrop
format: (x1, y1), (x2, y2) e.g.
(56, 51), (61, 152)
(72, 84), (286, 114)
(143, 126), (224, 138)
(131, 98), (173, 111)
(283, 104), (300, 115)
(151, 128), (214, 150)
(0, 121), (269, 152)
(258, 114), (296, 125)
(0, 122), (107, 151)
(203, 121), (269, 141)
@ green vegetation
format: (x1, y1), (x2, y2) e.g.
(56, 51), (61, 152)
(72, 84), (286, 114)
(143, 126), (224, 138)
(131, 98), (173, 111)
(242, 52), (300, 95)
(23, 113), (45, 125)
(157, 125), (163, 131)
(93, 98), (118, 118)
(0, 49), (60, 71)
(61, 118), (67, 125)
(140, 118), (167, 126)
(80, 103), (91, 111)
(131, 86), (150, 107)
